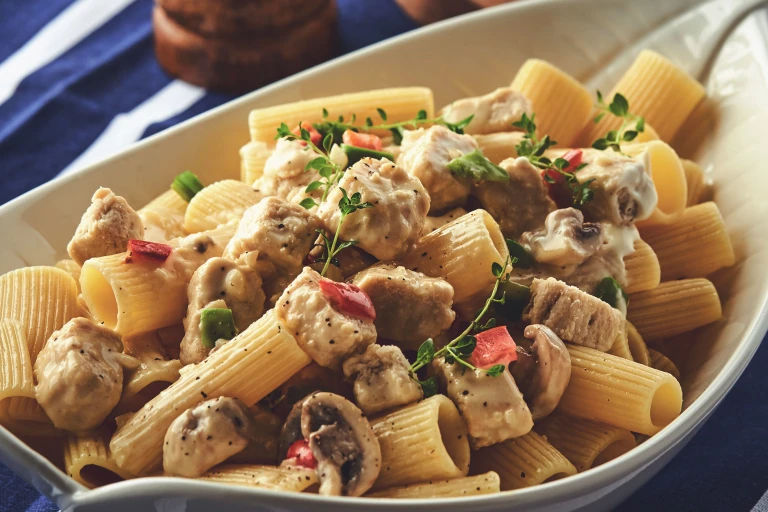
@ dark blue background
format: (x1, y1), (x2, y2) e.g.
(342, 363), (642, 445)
(0, 1), (765, 510)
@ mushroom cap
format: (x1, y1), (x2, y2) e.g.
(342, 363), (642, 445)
(280, 392), (381, 497)
(515, 324), (572, 420)
(521, 208), (604, 267)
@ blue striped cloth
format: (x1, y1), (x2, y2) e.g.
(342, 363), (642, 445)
(1, 1), (767, 511)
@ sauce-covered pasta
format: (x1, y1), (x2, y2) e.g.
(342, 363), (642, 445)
(0, 51), (731, 499)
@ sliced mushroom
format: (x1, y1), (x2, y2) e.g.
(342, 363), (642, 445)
(510, 325), (571, 420)
(520, 208), (604, 267)
(279, 392), (381, 496)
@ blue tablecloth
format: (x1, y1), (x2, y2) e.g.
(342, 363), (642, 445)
(1, 1), (766, 510)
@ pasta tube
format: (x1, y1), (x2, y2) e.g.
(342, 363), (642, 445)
(681, 159), (711, 206)
(473, 132), (523, 164)
(535, 414), (636, 472)
(511, 59), (594, 147)
(370, 395), (470, 490)
(110, 310), (310, 475)
(240, 141), (273, 185)
(248, 87), (434, 142)
(649, 349), (681, 381)
(54, 260), (81, 291)
(627, 278), (722, 342)
(367, 472), (500, 498)
(640, 202), (734, 281)
(398, 210), (508, 319)
(622, 141), (687, 227)
(472, 431), (576, 490)
(579, 50), (705, 144)
(0, 320), (35, 404)
(199, 464), (318, 492)
(558, 345), (682, 435)
(184, 180), (263, 232)
(626, 321), (650, 366)
(118, 332), (182, 413)
(624, 239), (661, 294)
(0, 266), (79, 361)
(607, 324), (633, 361)
(64, 432), (135, 488)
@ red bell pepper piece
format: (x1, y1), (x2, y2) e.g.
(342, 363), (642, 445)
(285, 439), (317, 470)
(292, 122), (322, 147)
(318, 279), (376, 322)
(124, 240), (172, 264)
(342, 129), (383, 151)
(469, 326), (518, 370)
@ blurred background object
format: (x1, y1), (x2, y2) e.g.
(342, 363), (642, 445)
(395, 0), (515, 24)
(153, 0), (338, 93)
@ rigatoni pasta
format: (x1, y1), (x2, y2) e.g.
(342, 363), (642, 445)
(367, 472), (500, 498)
(248, 87), (434, 142)
(557, 345), (682, 435)
(472, 431), (576, 491)
(627, 278), (722, 342)
(370, 395), (470, 490)
(0, 49), (733, 501)
(640, 202), (734, 281)
(535, 414), (636, 472)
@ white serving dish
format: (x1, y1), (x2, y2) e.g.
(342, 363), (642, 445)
(2, 0), (768, 510)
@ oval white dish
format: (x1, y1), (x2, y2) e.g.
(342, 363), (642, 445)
(2, 0), (768, 510)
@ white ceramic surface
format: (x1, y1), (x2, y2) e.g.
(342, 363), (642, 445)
(2, 0), (768, 510)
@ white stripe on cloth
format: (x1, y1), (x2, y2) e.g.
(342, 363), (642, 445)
(59, 80), (206, 176)
(0, 0), (136, 106)
(753, 489), (768, 511)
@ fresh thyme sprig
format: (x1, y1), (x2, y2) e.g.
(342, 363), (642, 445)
(410, 255), (513, 396)
(512, 113), (595, 206)
(591, 91), (645, 152)
(313, 108), (474, 145)
(313, 188), (373, 277)
(276, 122), (342, 206)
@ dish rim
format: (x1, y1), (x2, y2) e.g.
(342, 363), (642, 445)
(1, 0), (766, 509)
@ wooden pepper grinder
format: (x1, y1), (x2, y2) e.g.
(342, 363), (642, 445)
(153, 0), (338, 93)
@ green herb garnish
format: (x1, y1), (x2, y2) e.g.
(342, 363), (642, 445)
(409, 255), (514, 394)
(314, 188), (373, 277)
(276, 123), (343, 207)
(200, 308), (236, 349)
(506, 239), (533, 268)
(593, 276), (629, 310)
(512, 113), (595, 206)
(171, 171), (204, 202)
(591, 92), (645, 152)
(445, 149), (510, 182)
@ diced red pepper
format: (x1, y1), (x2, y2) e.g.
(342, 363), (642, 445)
(292, 122), (322, 147)
(469, 326), (518, 370)
(318, 279), (376, 322)
(285, 439), (317, 470)
(342, 129), (383, 151)
(124, 240), (172, 264)
(543, 149), (584, 209)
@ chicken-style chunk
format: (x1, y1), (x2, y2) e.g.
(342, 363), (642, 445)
(522, 277), (622, 351)
(180, 257), (266, 365)
(577, 150), (657, 225)
(519, 208), (604, 267)
(317, 158), (430, 261)
(432, 358), (533, 449)
(224, 197), (322, 304)
(275, 267), (377, 369)
(163, 397), (252, 477)
(34, 317), (138, 432)
(352, 263), (455, 348)
(398, 125), (478, 212)
(67, 187), (143, 266)
(473, 157), (555, 239)
(342, 344), (423, 415)
(252, 137), (322, 204)
(440, 87), (533, 135)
